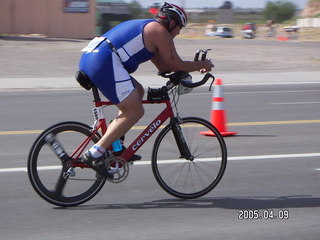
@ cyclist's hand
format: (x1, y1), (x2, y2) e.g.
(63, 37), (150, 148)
(200, 59), (214, 73)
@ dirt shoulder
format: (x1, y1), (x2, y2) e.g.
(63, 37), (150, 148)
(0, 35), (319, 80)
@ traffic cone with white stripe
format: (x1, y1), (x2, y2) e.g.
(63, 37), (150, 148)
(200, 78), (237, 136)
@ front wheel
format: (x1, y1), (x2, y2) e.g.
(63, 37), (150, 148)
(151, 117), (227, 199)
(27, 121), (105, 207)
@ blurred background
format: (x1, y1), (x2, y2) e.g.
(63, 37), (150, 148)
(0, 0), (319, 41)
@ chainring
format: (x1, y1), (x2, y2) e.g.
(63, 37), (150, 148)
(105, 156), (129, 183)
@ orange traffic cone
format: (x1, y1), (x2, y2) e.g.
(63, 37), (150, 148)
(200, 78), (237, 136)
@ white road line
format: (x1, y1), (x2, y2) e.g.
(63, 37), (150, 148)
(0, 166), (61, 173)
(228, 153), (320, 160)
(228, 90), (320, 95)
(0, 167), (28, 173)
(270, 102), (320, 105)
(1, 153), (320, 174)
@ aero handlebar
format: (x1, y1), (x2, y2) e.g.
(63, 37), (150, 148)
(159, 49), (215, 90)
(194, 49), (211, 62)
(180, 72), (214, 89)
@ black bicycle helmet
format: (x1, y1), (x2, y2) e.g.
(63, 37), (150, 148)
(158, 2), (188, 28)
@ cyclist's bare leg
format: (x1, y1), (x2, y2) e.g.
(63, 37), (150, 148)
(95, 81), (144, 150)
(132, 78), (145, 99)
(116, 79), (144, 119)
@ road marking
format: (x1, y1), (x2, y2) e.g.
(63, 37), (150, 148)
(0, 166), (61, 173)
(0, 167), (29, 173)
(227, 153), (320, 161)
(0, 130), (43, 135)
(1, 153), (320, 174)
(1, 119), (320, 136)
(190, 89), (320, 96)
(228, 119), (320, 126)
(227, 90), (320, 95)
(270, 102), (320, 105)
(224, 82), (320, 86)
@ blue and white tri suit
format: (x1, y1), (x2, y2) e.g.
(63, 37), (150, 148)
(79, 19), (156, 104)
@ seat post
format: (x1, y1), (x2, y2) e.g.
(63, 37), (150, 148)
(91, 85), (101, 103)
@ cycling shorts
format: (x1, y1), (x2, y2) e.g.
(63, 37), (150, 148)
(79, 41), (135, 104)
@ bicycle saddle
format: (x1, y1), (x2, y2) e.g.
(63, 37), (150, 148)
(75, 70), (93, 90)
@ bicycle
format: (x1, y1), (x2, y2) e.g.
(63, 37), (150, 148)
(27, 50), (227, 207)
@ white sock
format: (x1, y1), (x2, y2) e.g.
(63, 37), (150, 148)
(89, 145), (106, 158)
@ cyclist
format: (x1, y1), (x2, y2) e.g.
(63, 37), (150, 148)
(78, 2), (213, 178)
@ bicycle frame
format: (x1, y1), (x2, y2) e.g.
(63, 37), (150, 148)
(100, 99), (174, 161)
(69, 85), (176, 167)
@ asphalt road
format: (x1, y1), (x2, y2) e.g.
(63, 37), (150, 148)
(0, 38), (320, 239)
(1, 83), (320, 240)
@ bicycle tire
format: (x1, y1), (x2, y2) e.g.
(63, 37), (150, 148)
(151, 117), (227, 199)
(28, 121), (105, 207)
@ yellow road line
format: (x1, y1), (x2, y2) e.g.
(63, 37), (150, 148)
(0, 130), (43, 135)
(1, 119), (320, 136)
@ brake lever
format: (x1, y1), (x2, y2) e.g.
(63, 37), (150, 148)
(208, 73), (215, 91)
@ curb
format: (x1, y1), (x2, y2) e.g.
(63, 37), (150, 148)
(1, 72), (320, 90)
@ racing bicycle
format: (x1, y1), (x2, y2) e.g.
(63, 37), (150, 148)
(27, 50), (227, 207)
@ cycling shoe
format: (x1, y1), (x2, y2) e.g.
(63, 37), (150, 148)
(113, 146), (141, 162)
(82, 151), (114, 179)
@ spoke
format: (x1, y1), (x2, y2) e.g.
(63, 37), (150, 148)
(152, 118), (227, 199)
(44, 133), (69, 162)
(53, 170), (68, 199)
(171, 161), (188, 187)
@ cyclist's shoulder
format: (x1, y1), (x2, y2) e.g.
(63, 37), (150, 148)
(144, 21), (170, 43)
(114, 19), (157, 30)
(144, 20), (166, 33)
(144, 22), (170, 54)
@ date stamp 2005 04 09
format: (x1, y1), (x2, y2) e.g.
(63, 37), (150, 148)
(238, 209), (290, 220)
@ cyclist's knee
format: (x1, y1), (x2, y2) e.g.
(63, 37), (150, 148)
(137, 105), (144, 119)
(129, 104), (144, 121)
(118, 89), (144, 120)
(132, 78), (144, 99)
(139, 88), (145, 100)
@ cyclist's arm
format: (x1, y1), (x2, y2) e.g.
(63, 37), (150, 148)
(144, 22), (212, 73)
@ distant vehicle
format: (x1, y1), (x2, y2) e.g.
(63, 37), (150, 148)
(283, 26), (299, 40)
(205, 26), (233, 38)
(242, 29), (255, 39)
(241, 23), (257, 39)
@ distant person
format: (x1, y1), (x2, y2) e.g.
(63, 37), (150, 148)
(77, 2), (213, 178)
(266, 20), (276, 37)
